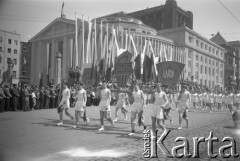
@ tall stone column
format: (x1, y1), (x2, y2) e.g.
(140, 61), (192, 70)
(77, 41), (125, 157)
(56, 52), (62, 84)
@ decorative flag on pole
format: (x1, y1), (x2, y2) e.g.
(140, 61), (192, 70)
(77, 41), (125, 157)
(61, 1), (64, 17)
(134, 54), (141, 80)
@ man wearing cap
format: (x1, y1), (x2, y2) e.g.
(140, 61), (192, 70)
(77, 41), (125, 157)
(98, 81), (115, 131)
(177, 83), (191, 129)
(11, 84), (20, 111)
(57, 82), (74, 126)
(4, 84), (12, 111)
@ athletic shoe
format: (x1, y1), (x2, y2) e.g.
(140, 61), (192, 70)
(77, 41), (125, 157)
(113, 118), (118, 122)
(57, 122), (63, 126)
(72, 125), (77, 129)
(178, 127), (182, 130)
(128, 133), (135, 136)
(98, 126), (104, 131)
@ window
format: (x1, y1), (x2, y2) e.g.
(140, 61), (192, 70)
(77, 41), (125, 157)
(13, 71), (16, 78)
(200, 79), (202, 85)
(213, 48), (215, 53)
(201, 42), (204, 48)
(200, 56), (203, 62)
(23, 47), (27, 51)
(189, 36), (193, 43)
(196, 40), (199, 47)
(205, 80), (207, 86)
(209, 46), (211, 52)
(196, 63), (198, 67)
(0, 56), (1, 63)
(209, 68), (211, 75)
(200, 65), (203, 74)
(196, 55), (198, 60)
(8, 48), (11, 53)
(0, 46), (2, 51)
(209, 59), (211, 65)
(142, 30), (146, 33)
(14, 59), (17, 65)
(205, 44), (208, 50)
(14, 49), (17, 54)
(212, 81), (214, 88)
(209, 81), (211, 88)
(8, 39), (12, 44)
(0, 37), (2, 43)
(216, 62), (218, 66)
(205, 66), (207, 74)
(220, 71), (223, 78)
(0, 69), (1, 77)
(221, 52), (223, 57)
(212, 61), (214, 66)
(195, 71), (199, 79)
(14, 40), (18, 45)
(216, 50), (219, 56)
(205, 58), (207, 63)
(130, 28), (136, 32)
(188, 60), (191, 68)
(212, 69), (214, 76)
(188, 50), (192, 58)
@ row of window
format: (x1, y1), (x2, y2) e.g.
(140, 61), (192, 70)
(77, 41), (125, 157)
(0, 56), (17, 65)
(188, 35), (223, 57)
(0, 37), (18, 45)
(0, 47), (18, 54)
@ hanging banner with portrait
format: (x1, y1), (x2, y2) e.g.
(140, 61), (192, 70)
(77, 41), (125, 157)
(156, 61), (185, 86)
(113, 51), (133, 87)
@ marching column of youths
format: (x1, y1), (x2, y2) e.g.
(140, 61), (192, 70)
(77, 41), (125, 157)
(1, 81), (239, 134)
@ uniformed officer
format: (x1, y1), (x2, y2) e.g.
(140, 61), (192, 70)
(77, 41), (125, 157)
(4, 84), (12, 111)
(11, 84), (20, 111)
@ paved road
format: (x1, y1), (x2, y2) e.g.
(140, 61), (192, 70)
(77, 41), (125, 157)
(0, 106), (239, 161)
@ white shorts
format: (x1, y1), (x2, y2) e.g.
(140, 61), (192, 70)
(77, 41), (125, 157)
(99, 100), (110, 111)
(131, 103), (143, 113)
(178, 103), (187, 112)
(151, 104), (164, 119)
(75, 101), (85, 111)
(60, 99), (70, 109)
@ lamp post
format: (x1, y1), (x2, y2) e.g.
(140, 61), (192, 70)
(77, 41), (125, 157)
(56, 52), (62, 84)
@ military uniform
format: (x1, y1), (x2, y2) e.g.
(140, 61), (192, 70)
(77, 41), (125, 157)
(39, 88), (45, 109)
(4, 86), (12, 111)
(11, 86), (20, 111)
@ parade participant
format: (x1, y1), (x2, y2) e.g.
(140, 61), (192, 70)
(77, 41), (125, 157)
(39, 87), (45, 109)
(44, 86), (50, 109)
(206, 90), (213, 113)
(202, 90), (207, 110)
(55, 84), (62, 108)
(72, 82), (89, 128)
(191, 89), (198, 112)
(4, 84), (12, 111)
(98, 81), (115, 131)
(50, 85), (57, 109)
(0, 84), (6, 112)
(162, 86), (173, 125)
(225, 90), (234, 114)
(151, 83), (168, 137)
(57, 82), (74, 126)
(11, 84), (20, 111)
(128, 84), (146, 136)
(215, 91), (223, 111)
(114, 87), (128, 122)
(221, 91), (226, 111)
(177, 83), (191, 129)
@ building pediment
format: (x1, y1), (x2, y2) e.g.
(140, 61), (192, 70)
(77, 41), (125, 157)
(30, 18), (75, 41)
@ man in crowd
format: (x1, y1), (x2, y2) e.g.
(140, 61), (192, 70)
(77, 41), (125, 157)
(45, 86), (50, 109)
(0, 84), (6, 112)
(11, 84), (20, 111)
(4, 84), (12, 111)
(50, 85), (56, 109)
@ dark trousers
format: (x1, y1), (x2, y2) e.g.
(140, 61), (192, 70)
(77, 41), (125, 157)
(35, 99), (40, 109)
(45, 98), (50, 109)
(13, 97), (19, 111)
(5, 98), (10, 111)
(55, 97), (60, 108)
(50, 97), (55, 109)
(39, 99), (44, 109)
(18, 97), (22, 110)
(0, 98), (5, 112)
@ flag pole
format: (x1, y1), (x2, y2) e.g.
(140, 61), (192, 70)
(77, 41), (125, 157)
(82, 15), (84, 68)
(75, 13), (78, 69)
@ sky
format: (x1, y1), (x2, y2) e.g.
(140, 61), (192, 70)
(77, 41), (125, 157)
(0, 0), (240, 42)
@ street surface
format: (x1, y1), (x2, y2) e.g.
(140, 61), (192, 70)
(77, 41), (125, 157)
(0, 105), (240, 161)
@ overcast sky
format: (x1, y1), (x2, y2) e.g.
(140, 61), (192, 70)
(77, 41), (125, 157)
(0, 0), (240, 42)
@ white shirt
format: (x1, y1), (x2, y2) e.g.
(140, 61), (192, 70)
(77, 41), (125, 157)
(133, 90), (143, 104)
